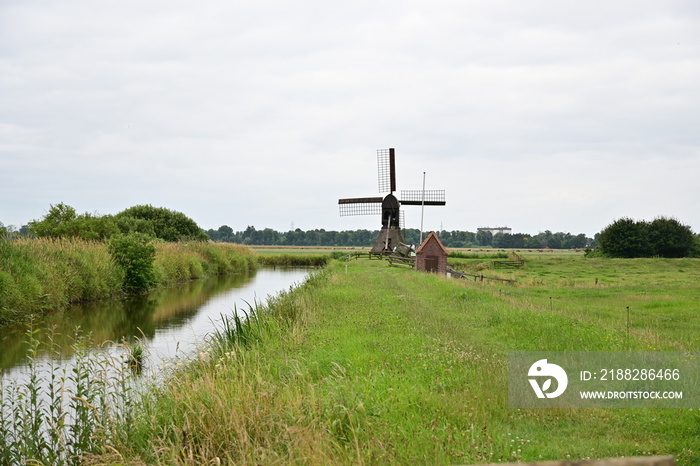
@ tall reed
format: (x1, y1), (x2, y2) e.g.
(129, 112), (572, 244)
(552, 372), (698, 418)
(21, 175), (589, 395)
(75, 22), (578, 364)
(0, 238), (259, 325)
(256, 253), (329, 267)
(0, 238), (124, 320)
(0, 326), (139, 465)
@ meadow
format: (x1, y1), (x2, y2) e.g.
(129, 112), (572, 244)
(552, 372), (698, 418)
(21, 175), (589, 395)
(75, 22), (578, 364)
(93, 252), (700, 465)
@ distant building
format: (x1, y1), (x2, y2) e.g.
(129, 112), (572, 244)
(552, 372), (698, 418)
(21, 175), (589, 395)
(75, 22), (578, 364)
(477, 226), (512, 235)
(415, 231), (449, 274)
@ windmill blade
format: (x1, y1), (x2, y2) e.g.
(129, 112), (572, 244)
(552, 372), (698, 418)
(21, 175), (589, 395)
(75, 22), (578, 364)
(377, 148), (396, 193)
(338, 197), (382, 216)
(400, 190), (446, 206)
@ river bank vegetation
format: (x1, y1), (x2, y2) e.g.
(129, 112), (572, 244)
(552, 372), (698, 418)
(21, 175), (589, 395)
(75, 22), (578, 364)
(73, 254), (700, 465)
(1, 203), (260, 326)
(0, 238), (257, 326)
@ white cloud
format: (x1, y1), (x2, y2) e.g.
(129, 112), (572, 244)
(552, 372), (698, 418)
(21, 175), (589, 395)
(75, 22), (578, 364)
(1, 1), (699, 237)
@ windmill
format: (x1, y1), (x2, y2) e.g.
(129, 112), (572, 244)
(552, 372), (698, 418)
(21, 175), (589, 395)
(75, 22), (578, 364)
(338, 148), (446, 255)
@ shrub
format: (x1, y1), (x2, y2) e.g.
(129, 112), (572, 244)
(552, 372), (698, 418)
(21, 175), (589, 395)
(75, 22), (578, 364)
(108, 233), (157, 292)
(115, 205), (208, 242)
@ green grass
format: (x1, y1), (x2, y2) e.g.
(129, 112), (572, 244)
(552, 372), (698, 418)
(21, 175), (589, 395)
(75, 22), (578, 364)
(475, 256), (700, 352)
(104, 255), (700, 465)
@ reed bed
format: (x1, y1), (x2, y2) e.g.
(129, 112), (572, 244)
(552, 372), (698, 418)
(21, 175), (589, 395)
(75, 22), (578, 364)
(0, 327), (139, 465)
(256, 254), (330, 267)
(0, 238), (258, 325)
(0, 238), (124, 320)
(154, 241), (258, 284)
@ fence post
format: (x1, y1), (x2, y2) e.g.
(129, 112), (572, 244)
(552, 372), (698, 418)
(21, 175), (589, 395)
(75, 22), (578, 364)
(627, 306), (631, 347)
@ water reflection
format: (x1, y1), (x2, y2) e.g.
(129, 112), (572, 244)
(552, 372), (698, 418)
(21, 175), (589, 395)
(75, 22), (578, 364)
(0, 269), (309, 374)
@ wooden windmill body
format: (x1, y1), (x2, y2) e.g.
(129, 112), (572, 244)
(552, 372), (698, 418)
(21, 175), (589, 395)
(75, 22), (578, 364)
(338, 148), (446, 256)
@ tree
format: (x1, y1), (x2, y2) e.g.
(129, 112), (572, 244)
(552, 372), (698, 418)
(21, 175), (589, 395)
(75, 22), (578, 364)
(648, 217), (695, 258)
(563, 233), (589, 249)
(598, 216), (696, 258)
(475, 230), (492, 247)
(29, 204), (118, 240)
(218, 225), (234, 238)
(598, 218), (651, 258)
(29, 203), (78, 238)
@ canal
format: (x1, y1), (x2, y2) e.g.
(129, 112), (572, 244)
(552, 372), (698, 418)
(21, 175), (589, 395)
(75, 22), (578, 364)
(0, 267), (310, 377)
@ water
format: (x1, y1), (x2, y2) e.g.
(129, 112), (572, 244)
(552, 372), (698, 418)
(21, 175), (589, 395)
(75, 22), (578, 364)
(0, 268), (310, 377)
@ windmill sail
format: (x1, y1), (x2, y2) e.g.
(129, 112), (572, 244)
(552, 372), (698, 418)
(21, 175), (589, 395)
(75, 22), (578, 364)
(338, 197), (382, 216)
(377, 148), (396, 193)
(399, 190), (446, 206)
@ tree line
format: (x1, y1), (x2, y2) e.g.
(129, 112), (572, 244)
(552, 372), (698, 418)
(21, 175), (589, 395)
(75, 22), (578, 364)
(205, 225), (595, 249)
(207, 218), (699, 256)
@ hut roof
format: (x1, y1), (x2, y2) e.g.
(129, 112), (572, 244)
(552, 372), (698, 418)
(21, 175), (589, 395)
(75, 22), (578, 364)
(415, 231), (450, 256)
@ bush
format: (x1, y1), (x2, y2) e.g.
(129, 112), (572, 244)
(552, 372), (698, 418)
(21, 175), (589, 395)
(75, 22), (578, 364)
(29, 203), (208, 243)
(115, 205), (208, 242)
(108, 233), (157, 292)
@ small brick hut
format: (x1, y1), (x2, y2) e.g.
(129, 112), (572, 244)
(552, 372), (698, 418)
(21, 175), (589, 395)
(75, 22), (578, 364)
(415, 231), (449, 274)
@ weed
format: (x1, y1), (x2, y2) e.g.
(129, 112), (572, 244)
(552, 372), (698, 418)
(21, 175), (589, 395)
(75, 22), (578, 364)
(124, 340), (145, 374)
(210, 305), (261, 352)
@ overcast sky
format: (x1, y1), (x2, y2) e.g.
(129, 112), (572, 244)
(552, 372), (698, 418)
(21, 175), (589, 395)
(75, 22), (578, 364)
(1, 1), (699, 237)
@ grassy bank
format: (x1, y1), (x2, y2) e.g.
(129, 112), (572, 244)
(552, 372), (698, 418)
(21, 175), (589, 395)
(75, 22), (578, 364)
(0, 238), (257, 325)
(105, 256), (699, 465)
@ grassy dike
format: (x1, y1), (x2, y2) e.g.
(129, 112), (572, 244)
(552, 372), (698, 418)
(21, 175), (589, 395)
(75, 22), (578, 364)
(0, 238), (257, 325)
(108, 258), (700, 465)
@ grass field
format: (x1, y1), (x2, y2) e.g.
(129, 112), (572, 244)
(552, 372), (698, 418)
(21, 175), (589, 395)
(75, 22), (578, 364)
(104, 252), (700, 465)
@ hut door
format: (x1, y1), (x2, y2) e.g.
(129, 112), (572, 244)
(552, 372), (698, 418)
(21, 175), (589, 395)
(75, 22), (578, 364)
(425, 255), (438, 273)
